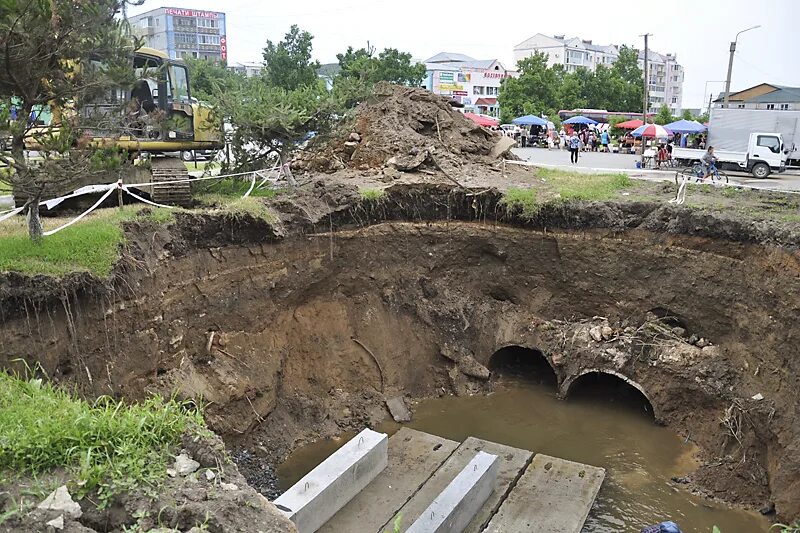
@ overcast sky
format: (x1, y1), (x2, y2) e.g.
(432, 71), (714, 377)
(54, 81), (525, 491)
(130, 0), (800, 110)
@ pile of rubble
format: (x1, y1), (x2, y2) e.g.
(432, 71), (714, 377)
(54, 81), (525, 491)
(292, 82), (515, 177)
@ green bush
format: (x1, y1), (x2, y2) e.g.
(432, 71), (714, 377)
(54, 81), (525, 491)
(0, 371), (205, 506)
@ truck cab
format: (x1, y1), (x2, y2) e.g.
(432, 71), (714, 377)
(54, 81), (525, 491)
(746, 132), (786, 178)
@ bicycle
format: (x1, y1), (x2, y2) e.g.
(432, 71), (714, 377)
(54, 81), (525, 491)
(676, 162), (728, 185)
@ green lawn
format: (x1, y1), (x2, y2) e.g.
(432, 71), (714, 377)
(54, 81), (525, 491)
(0, 207), (173, 277)
(501, 169), (634, 220)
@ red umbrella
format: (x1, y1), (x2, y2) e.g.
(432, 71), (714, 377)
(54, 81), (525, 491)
(464, 112), (499, 127)
(616, 119), (644, 130)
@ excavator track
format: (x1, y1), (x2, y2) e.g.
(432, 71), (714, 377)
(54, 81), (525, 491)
(149, 157), (192, 206)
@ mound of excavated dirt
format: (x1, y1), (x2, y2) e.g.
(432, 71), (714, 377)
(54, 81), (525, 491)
(292, 82), (513, 176)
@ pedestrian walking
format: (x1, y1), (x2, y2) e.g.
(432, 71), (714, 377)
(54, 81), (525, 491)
(600, 130), (610, 152)
(559, 129), (567, 150)
(569, 132), (581, 163)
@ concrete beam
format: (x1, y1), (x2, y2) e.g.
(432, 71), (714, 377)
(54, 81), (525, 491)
(483, 454), (605, 533)
(405, 451), (499, 533)
(318, 428), (458, 533)
(274, 428), (388, 533)
(380, 437), (531, 533)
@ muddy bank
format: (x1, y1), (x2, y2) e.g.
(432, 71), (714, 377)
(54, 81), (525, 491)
(1, 184), (799, 524)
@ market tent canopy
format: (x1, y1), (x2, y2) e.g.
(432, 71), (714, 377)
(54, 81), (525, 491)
(664, 119), (707, 134)
(464, 112), (500, 127)
(512, 115), (548, 126)
(631, 124), (673, 138)
(616, 119), (644, 130)
(563, 115), (598, 125)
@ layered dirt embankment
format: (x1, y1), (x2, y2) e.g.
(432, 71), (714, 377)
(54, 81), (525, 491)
(2, 186), (800, 524)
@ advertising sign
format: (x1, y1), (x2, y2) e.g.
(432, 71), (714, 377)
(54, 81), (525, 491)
(220, 37), (227, 60)
(457, 72), (471, 83)
(453, 90), (468, 96)
(165, 8), (220, 18)
(439, 83), (464, 92)
(438, 72), (454, 82)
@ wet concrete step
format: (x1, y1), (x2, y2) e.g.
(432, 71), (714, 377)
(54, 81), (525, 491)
(379, 436), (533, 533)
(318, 428), (459, 533)
(483, 454), (606, 533)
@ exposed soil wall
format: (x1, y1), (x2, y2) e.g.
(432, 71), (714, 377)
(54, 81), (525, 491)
(1, 185), (799, 523)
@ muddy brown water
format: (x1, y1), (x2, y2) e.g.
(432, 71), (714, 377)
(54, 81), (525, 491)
(277, 368), (770, 533)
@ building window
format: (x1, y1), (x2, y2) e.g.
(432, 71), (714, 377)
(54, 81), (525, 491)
(766, 104), (775, 110)
(780, 104), (789, 110)
(198, 18), (217, 28)
(473, 86), (484, 95)
(198, 34), (220, 45)
(738, 104), (745, 108)
(671, 97), (678, 104)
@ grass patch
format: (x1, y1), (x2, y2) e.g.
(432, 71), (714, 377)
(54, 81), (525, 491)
(500, 188), (540, 219)
(193, 177), (277, 198)
(538, 168), (632, 200)
(197, 193), (277, 222)
(0, 206), (173, 277)
(184, 160), (220, 172)
(360, 188), (385, 202)
(0, 370), (204, 507)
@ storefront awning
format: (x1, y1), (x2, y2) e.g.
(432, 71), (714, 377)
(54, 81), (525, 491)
(474, 98), (498, 106)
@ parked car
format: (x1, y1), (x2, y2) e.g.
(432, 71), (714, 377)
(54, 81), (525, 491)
(500, 124), (522, 137)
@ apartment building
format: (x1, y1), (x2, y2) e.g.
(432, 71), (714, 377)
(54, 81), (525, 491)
(514, 34), (684, 114)
(129, 7), (227, 62)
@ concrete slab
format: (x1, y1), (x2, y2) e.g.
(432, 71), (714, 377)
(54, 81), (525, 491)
(483, 454), (605, 533)
(318, 428), (458, 533)
(275, 428), (388, 533)
(381, 437), (532, 533)
(405, 451), (499, 533)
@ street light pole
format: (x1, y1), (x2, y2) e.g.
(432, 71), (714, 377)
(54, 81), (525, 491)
(723, 25), (761, 108)
(641, 33), (651, 164)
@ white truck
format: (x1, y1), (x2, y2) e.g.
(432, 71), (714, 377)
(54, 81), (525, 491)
(673, 131), (789, 178)
(708, 107), (799, 168)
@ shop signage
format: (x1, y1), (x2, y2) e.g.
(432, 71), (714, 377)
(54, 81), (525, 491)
(439, 83), (464, 91)
(438, 72), (454, 82)
(483, 72), (512, 79)
(453, 90), (468, 96)
(220, 37), (227, 60)
(457, 72), (471, 83)
(165, 8), (220, 18)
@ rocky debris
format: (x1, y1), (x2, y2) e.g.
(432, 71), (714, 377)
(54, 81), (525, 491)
(37, 486), (82, 519)
(174, 453), (200, 476)
(181, 431), (227, 468)
(589, 326), (604, 342)
(220, 482), (239, 491)
(601, 326), (613, 340)
(231, 448), (281, 500)
(385, 396), (412, 423)
(293, 82), (511, 175)
(440, 343), (490, 380)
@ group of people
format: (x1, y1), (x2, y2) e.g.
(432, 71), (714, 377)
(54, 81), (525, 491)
(559, 128), (612, 163)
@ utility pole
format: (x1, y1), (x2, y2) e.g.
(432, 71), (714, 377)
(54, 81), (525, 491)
(723, 25), (761, 108)
(641, 33), (651, 164)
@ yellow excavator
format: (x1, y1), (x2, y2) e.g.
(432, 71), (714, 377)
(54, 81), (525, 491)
(21, 47), (223, 206)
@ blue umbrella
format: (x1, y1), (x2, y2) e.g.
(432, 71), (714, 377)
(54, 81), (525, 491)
(664, 119), (707, 134)
(563, 115), (598, 125)
(512, 115), (548, 126)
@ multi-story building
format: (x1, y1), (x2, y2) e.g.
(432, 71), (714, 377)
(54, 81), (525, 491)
(513, 34), (684, 115)
(229, 62), (264, 78)
(129, 7), (227, 62)
(423, 52), (518, 117)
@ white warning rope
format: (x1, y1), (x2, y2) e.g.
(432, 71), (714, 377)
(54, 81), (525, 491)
(42, 187), (115, 236)
(669, 175), (688, 205)
(0, 206), (25, 223)
(1, 165), (288, 235)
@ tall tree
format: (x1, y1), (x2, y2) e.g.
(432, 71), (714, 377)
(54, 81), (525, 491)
(185, 58), (244, 101)
(337, 46), (426, 87)
(498, 52), (560, 122)
(0, 0), (140, 240)
(654, 104), (675, 125)
(611, 45), (644, 112)
(262, 25), (321, 91)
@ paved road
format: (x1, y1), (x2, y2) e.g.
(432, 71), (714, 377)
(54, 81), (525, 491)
(513, 147), (800, 192)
